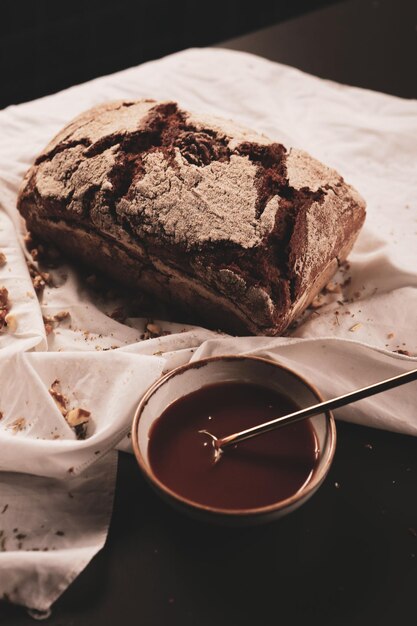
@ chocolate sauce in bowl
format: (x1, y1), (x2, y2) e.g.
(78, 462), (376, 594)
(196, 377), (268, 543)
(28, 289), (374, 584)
(148, 382), (319, 510)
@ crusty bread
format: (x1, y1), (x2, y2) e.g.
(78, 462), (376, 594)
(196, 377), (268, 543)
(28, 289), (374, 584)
(17, 99), (366, 335)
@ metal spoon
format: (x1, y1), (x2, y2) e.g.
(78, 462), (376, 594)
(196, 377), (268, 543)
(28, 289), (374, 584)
(199, 368), (417, 463)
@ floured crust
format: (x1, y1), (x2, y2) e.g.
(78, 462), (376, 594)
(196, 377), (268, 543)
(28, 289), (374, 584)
(17, 99), (366, 335)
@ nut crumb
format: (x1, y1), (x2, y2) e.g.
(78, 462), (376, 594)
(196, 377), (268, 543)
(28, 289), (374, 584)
(66, 408), (90, 427)
(54, 310), (70, 322)
(8, 417), (27, 433)
(334, 482), (340, 489)
(387, 332), (395, 339)
(32, 275), (45, 292)
(4, 314), (17, 333)
(27, 261), (52, 293)
(49, 379), (68, 416)
(310, 295), (324, 309)
(394, 349), (411, 356)
(43, 311), (70, 335)
(349, 323), (362, 332)
(142, 320), (170, 340)
(0, 286), (10, 329)
(146, 322), (161, 335)
(48, 380), (91, 439)
(0, 252), (6, 267)
(325, 281), (341, 294)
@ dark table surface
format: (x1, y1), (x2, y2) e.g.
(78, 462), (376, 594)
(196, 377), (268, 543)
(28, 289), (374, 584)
(1, 0), (416, 624)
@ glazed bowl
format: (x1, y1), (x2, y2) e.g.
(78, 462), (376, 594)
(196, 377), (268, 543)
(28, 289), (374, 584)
(132, 355), (336, 525)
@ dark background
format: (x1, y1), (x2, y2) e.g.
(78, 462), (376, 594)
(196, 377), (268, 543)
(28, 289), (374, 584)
(0, 0), (342, 109)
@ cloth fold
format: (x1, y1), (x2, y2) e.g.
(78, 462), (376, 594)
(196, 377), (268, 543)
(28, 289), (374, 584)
(0, 47), (416, 612)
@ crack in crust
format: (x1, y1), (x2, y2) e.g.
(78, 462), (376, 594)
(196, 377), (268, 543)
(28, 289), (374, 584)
(17, 99), (366, 335)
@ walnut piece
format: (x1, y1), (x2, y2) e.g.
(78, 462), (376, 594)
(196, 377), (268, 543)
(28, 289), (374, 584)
(66, 408), (91, 427)
(146, 322), (161, 335)
(0, 286), (10, 329)
(27, 262), (52, 294)
(48, 379), (91, 439)
(43, 311), (70, 335)
(5, 314), (18, 333)
(48, 379), (68, 416)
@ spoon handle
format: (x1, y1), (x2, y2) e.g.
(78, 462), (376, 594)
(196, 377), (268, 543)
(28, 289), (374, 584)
(218, 367), (417, 449)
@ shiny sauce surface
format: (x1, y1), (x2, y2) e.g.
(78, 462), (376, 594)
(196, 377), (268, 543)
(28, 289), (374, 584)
(148, 382), (319, 510)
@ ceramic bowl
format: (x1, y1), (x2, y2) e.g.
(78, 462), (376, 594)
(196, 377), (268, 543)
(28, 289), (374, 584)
(132, 355), (336, 525)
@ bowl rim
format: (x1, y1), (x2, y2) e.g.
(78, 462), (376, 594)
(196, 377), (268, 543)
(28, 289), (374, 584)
(132, 354), (337, 518)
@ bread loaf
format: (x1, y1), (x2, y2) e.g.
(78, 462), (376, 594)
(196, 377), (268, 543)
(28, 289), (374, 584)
(17, 100), (366, 335)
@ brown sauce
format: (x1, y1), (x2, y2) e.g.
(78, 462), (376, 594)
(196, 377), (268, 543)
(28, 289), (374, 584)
(148, 382), (319, 510)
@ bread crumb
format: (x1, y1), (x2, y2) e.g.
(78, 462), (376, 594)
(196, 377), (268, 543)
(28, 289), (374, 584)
(387, 332), (395, 339)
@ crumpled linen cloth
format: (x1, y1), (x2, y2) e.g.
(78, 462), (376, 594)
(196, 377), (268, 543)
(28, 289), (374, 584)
(0, 47), (416, 613)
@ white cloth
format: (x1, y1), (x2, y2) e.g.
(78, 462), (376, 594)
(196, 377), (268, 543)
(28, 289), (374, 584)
(0, 47), (416, 612)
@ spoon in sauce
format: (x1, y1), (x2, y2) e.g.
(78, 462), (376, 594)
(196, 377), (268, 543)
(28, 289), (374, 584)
(200, 368), (417, 463)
